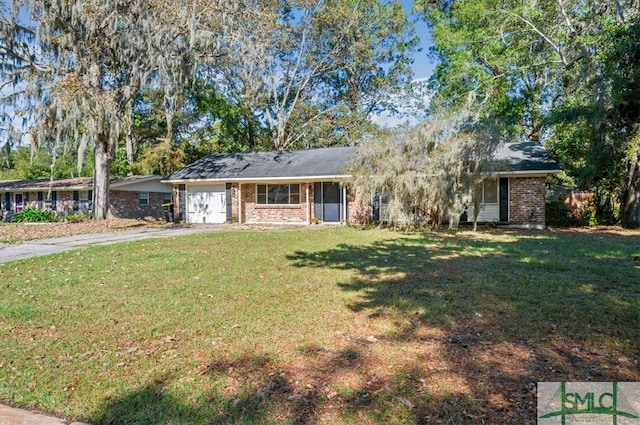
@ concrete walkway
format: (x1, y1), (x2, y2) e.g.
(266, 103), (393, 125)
(0, 224), (224, 264)
(0, 404), (90, 425)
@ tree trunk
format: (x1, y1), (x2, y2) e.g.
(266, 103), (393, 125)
(621, 151), (640, 228)
(125, 99), (135, 176)
(92, 134), (113, 220)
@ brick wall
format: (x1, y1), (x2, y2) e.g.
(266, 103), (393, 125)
(230, 183), (239, 222)
(3, 189), (168, 219)
(241, 183), (309, 224)
(509, 177), (546, 225)
(56, 191), (76, 215)
(109, 190), (167, 219)
(19, 191), (76, 215)
(24, 193), (36, 209)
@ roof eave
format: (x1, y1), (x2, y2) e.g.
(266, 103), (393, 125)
(0, 184), (91, 192)
(497, 169), (563, 177)
(109, 175), (163, 188)
(161, 174), (352, 184)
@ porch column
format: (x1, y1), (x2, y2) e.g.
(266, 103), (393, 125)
(306, 183), (310, 224)
(342, 185), (347, 224)
(238, 183), (242, 224)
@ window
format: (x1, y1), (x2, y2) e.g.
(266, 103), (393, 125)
(163, 193), (172, 204)
(74, 190), (91, 211)
(50, 191), (57, 211)
(79, 191), (91, 210)
(257, 184), (300, 205)
(139, 192), (150, 206)
(39, 191), (57, 211)
(475, 179), (498, 204)
(484, 179), (498, 203)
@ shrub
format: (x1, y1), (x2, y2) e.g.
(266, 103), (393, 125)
(545, 199), (591, 226)
(11, 208), (58, 223)
(65, 213), (92, 223)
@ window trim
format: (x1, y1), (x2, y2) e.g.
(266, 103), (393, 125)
(473, 178), (500, 205)
(256, 184), (301, 205)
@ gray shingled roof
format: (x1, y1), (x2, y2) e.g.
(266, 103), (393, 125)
(0, 175), (163, 192)
(166, 146), (357, 181)
(493, 142), (562, 172)
(165, 143), (559, 182)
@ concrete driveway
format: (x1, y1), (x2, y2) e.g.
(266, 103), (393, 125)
(0, 224), (224, 264)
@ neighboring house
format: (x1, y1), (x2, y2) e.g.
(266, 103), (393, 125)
(0, 175), (172, 220)
(163, 143), (561, 227)
(163, 147), (358, 225)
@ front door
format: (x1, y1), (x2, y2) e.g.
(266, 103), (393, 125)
(314, 182), (342, 222)
(14, 193), (24, 212)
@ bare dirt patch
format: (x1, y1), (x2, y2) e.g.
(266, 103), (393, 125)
(0, 218), (168, 243)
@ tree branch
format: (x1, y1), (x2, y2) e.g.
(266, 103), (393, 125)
(501, 9), (568, 66)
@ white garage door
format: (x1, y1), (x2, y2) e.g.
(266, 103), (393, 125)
(187, 185), (226, 224)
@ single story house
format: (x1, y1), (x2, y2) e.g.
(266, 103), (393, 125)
(163, 147), (358, 225)
(0, 175), (172, 220)
(163, 143), (561, 227)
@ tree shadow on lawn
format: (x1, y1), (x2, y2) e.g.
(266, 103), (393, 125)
(283, 229), (640, 422)
(90, 229), (639, 424)
(93, 347), (427, 425)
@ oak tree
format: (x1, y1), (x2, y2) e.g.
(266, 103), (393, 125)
(417, 0), (640, 227)
(0, 0), (240, 219)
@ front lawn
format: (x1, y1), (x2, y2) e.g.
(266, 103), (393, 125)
(0, 226), (638, 424)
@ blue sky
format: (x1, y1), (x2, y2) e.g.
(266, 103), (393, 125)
(370, 1), (436, 127)
(401, 0), (437, 82)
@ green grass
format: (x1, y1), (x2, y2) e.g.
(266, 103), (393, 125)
(0, 226), (638, 424)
